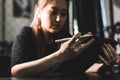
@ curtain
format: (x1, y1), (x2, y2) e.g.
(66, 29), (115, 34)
(73, 0), (104, 37)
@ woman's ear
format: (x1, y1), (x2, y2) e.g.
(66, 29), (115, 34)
(36, 7), (41, 18)
(38, 13), (41, 18)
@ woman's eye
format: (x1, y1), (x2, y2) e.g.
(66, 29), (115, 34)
(50, 11), (67, 17)
(61, 12), (67, 17)
(51, 11), (58, 15)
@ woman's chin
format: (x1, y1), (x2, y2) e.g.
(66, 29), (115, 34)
(51, 29), (60, 33)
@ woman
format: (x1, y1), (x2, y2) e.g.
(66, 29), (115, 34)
(11, 0), (118, 77)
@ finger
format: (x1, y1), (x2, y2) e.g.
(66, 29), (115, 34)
(75, 44), (87, 55)
(76, 39), (95, 55)
(107, 44), (118, 58)
(98, 55), (109, 66)
(102, 45), (112, 63)
(74, 39), (82, 47)
(85, 32), (92, 35)
(105, 44), (117, 61)
(103, 44), (114, 61)
(71, 41), (87, 55)
(103, 44), (112, 60)
(84, 39), (95, 48)
(73, 32), (93, 47)
(68, 32), (81, 44)
(102, 44), (111, 60)
(74, 37), (87, 47)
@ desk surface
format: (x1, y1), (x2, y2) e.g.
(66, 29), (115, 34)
(1, 73), (120, 80)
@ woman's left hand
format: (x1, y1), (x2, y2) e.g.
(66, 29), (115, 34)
(97, 43), (120, 74)
(98, 43), (119, 66)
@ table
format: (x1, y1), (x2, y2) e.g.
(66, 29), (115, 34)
(1, 72), (120, 80)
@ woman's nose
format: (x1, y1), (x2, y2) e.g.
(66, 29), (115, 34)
(56, 15), (61, 22)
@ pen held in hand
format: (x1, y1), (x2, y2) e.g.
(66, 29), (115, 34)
(55, 34), (93, 43)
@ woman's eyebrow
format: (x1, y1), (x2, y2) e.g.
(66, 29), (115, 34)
(51, 7), (67, 11)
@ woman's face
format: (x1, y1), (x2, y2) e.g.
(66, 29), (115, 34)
(39, 0), (67, 33)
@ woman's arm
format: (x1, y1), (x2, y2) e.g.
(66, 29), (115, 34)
(11, 32), (95, 77)
(85, 63), (103, 73)
(11, 50), (63, 77)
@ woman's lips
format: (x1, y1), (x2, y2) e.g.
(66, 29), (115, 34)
(53, 24), (61, 29)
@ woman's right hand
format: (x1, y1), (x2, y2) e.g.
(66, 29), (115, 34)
(57, 32), (95, 61)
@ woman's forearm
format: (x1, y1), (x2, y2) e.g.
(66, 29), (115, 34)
(11, 51), (63, 77)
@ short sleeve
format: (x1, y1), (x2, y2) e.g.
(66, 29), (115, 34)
(11, 26), (37, 67)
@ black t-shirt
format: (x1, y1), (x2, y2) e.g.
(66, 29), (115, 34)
(11, 26), (68, 66)
(12, 26), (112, 76)
(11, 26), (38, 66)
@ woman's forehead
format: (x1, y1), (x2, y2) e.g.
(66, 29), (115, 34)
(45, 0), (67, 10)
(38, 0), (67, 8)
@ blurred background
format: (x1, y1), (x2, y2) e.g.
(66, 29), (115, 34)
(0, 0), (120, 59)
(0, 0), (120, 77)
(0, 0), (120, 67)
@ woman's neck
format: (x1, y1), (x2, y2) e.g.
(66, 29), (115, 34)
(42, 31), (54, 44)
(30, 21), (54, 44)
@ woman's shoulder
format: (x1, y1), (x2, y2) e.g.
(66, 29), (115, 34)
(13, 26), (36, 43)
(20, 26), (32, 33)
(17, 26), (33, 36)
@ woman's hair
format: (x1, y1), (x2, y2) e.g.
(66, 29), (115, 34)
(31, 0), (52, 35)
(31, 0), (68, 36)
